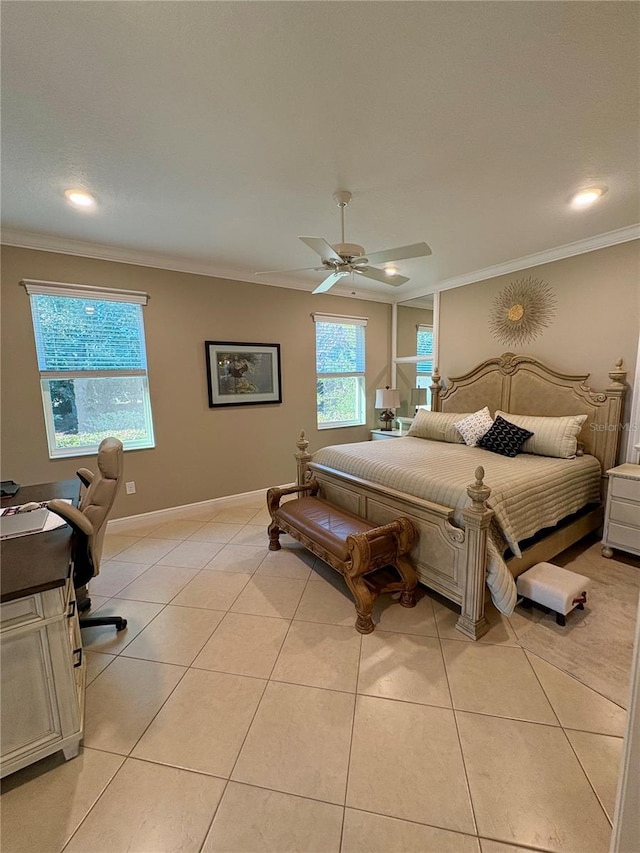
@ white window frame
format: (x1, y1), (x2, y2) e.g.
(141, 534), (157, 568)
(22, 279), (155, 459)
(313, 312), (367, 430)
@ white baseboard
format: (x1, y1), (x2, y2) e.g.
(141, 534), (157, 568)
(106, 486), (287, 533)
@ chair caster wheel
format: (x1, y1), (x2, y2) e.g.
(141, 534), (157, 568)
(115, 619), (128, 631)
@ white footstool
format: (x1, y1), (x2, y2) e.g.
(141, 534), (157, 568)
(516, 562), (591, 626)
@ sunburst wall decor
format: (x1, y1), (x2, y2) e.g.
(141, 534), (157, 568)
(489, 276), (556, 346)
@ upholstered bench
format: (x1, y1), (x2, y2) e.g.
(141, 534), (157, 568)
(267, 480), (418, 633)
(516, 562), (591, 626)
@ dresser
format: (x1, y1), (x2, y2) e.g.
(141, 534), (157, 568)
(0, 481), (84, 778)
(602, 464), (640, 559)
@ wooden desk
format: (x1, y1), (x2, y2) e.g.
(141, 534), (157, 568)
(1, 480), (79, 602)
(1, 480), (86, 778)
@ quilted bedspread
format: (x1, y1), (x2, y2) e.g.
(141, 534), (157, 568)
(311, 437), (602, 614)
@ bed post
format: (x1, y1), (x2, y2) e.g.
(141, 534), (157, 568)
(295, 431), (313, 487)
(430, 367), (442, 412)
(457, 466), (494, 640)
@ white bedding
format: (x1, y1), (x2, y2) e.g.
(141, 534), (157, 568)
(311, 437), (602, 614)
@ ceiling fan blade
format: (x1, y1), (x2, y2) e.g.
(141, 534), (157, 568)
(363, 242), (432, 265)
(355, 267), (410, 286)
(299, 236), (343, 264)
(255, 265), (325, 276)
(312, 271), (349, 294)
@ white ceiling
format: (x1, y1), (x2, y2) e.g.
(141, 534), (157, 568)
(1, 2), (638, 303)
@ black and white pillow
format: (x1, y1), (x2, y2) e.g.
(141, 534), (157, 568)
(454, 407), (494, 446)
(477, 415), (534, 458)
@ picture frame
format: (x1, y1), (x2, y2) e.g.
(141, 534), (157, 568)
(205, 341), (282, 408)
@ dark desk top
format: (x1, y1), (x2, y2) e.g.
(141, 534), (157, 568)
(1, 480), (80, 603)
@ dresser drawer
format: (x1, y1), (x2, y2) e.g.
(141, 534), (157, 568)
(610, 499), (640, 528)
(611, 476), (640, 502)
(607, 522), (640, 552)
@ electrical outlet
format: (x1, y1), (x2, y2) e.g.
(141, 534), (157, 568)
(125, 481), (136, 495)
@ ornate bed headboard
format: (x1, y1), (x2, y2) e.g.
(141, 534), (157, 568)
(431, 352), (627, 472)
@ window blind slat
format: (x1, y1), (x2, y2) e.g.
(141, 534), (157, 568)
(315, 321), (365, 375)
(31, 295), (147, 372)
(416, 326), (434, 373)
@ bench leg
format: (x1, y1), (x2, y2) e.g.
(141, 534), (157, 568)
(268, 521), (282, 551)
(395, 556), (418, 608)
(343, 574), (375, 634)
(555, 612), (566, 627)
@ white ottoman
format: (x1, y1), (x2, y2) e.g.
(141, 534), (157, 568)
(516, 562), (591, 626)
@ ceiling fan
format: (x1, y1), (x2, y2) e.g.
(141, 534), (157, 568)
(255, 190), (432, 294)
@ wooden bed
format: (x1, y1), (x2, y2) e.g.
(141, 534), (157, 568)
(296, 352), (628, 640)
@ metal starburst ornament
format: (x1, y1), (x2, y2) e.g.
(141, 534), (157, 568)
(489, 276), (556, 346)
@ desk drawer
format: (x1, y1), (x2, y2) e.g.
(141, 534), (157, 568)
(611, 477), (640, 502)
(1, 595), (45, 630)
(610, 499), (640, 528)
(1, 587), (67, 632)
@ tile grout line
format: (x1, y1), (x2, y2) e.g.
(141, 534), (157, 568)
(436, 618), (481, 841)
(339, 630), (364, 849)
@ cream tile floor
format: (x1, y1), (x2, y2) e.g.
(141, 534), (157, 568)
(1, 495), (632, 853)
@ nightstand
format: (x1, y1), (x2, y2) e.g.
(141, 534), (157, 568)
(602, 464), (640, 558)
(370, 429), (404, 440)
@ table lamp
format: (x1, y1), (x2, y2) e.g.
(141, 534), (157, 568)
(375, 386), (401, 431)
(410, 387), (427, 414)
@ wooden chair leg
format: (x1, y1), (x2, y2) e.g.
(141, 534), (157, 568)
(268, 521), (282, 551)
(394, 555), (418, 607)
(344, 574), (375, 634)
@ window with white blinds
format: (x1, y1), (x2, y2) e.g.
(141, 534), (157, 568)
(415, 324), (434, 408)
(313, 313), (367, 429)
(23, 279), (154, 458)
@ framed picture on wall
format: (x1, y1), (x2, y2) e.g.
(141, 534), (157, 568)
(205, 341), (282, 408)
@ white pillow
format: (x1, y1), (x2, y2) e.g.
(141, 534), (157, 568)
(454, 407), (494, 446)
(407, 410), (471, 443)
(495, 411), (588, 458)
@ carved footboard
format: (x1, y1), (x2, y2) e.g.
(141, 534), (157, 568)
(295, 432), (494, 640)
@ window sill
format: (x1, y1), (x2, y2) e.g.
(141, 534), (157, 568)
(48, 441), (155, 459)
(317, 423), (366, 431)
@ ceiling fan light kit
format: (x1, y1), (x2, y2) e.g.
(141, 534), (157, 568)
(255, 189), (432, 294)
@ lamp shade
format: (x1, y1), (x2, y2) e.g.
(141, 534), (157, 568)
(375, 387), (401, 409)
(410, 388), (427, 407)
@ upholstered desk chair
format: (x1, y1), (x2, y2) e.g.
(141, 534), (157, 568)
(48, 437), (127, 632)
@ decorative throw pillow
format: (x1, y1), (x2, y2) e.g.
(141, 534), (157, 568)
(407, 410), (470, 443)
(454, 407), (494, 446)
(477, 415), (534, 458)
(494, 411), (587, 458)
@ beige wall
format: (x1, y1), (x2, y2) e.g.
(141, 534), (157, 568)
(1, 246), (391, 518)
(439, 241), (639, 410)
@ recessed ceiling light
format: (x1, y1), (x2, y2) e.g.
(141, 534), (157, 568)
(385, 265), (398, 276)
(570, 187), (607, 209)
(64, 189), (96, 209)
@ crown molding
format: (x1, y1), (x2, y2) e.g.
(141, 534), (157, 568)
(0, 228), (399, 304)
(421, 224), (640, 297)
(0, 228), (268, 283)
(2, 223), (638, 305)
